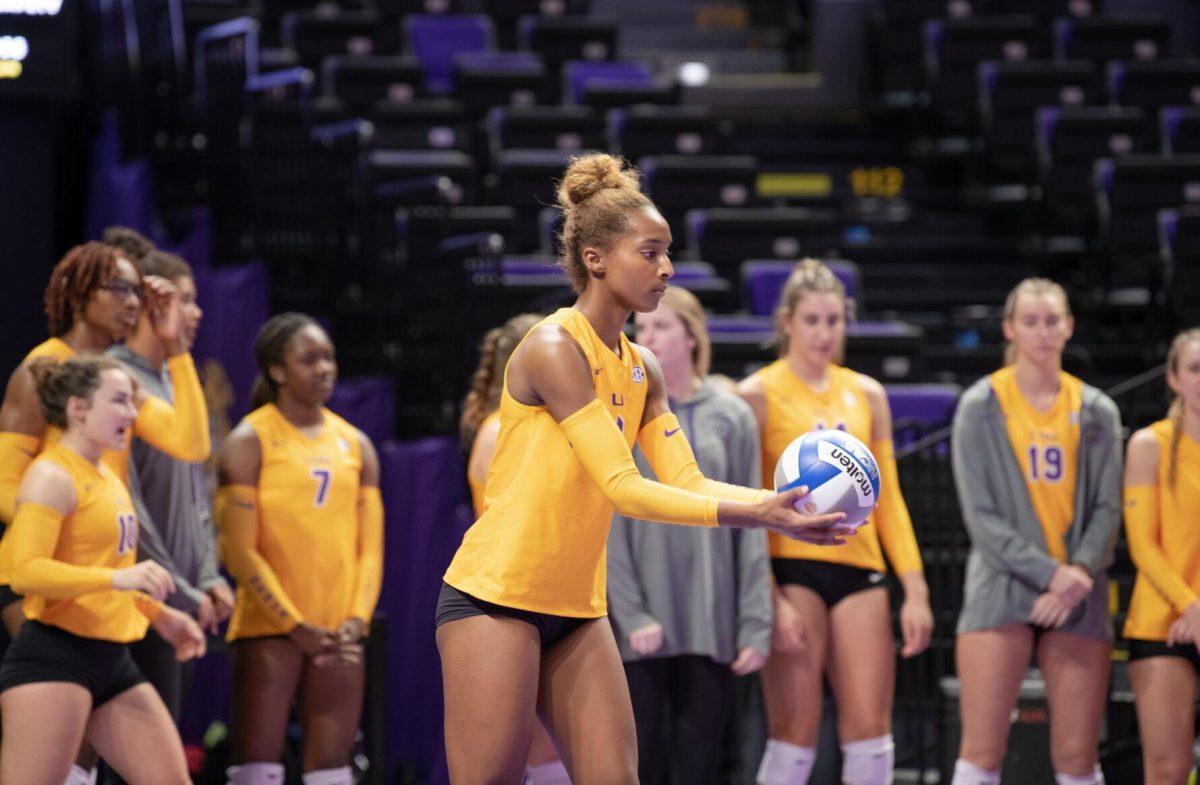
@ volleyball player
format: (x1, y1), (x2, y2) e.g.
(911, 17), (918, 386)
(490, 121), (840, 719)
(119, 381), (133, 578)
(1122, 328), (1200, 785)
(737, 259), (932, 785)
(0, 356), (205, 785)
(217, 313), (383, 785)
(950, 279), (1122, 785)
(608, 286), (772, 785)
(436, 153), (853, 785)
(0, 242), (210, 635)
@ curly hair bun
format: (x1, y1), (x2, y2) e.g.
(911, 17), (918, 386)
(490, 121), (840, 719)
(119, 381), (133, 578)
(556, 154), (642, 209)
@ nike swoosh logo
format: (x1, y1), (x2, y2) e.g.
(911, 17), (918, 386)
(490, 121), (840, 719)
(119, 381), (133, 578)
(665, 428), (681, 438)
(594, 368), (603, 376)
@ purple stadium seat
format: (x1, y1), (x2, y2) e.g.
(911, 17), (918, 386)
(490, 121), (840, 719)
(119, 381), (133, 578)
(404, 14), (495, 93)
(328, 376), (397, 444)
(885, 383), (962, 428)
(562, 60), (653, 104)
(740, 259), (861, 317)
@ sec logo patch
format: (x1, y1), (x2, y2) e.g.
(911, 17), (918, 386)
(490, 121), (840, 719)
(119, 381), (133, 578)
(631, 366), (645, 383)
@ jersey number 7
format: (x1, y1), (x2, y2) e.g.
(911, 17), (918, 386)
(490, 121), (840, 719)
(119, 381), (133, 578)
(310, 468), (332, 507)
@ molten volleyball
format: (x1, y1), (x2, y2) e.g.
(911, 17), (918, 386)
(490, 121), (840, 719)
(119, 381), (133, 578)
(773, 429), (881, 529)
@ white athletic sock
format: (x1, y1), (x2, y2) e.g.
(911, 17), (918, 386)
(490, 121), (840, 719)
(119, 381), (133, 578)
(525, 759), (572, 784)
(226, 762), (286, 785)
(63, 765), (96, 785)
(302, 767), (353, 785)
(841, 734), (895, 785)
(951, 758), (1000, 785)
(757, 738), (816, 785)
(1055, 765), (1104, 785)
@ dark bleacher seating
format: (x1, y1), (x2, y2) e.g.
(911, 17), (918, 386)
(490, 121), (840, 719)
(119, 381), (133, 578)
(923, 15), (1046, 130)
(495, 148), (600, 248)
(642, 157), (759, 239)
(518, 15), (617, 72)
(1162, 106), (1200, 155)
(486, 105), (603, 157)
(1053, 14), (1169, 63)
(886, 383), (961, 435)
(368, 150), (478, 206)
(667, 262), (734, 309)
(988, 0), (1100, 24)
(368, 99), (472, 151)
(1159, 206), (1200, 326)
(484, 0), (590, 48)
(405, 14), (496, 93)
(1095, 154), (1200, 261)
(1109, 59), (1200, 120)
(608, 105), (718, 161)
(740, 259), (862, 317)
(453, 51), (553, 114)
(562, 59), (654, 104)
(280, 9), (392, 70)
(686, 207), (842, 274)
(321, 55), (424, 110)
(872, 0), (979, 96)
(978, 60), (1100, 176)
(1036, 106), (1150, 230)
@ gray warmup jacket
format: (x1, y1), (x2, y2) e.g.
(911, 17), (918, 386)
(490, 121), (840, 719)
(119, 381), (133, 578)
(109, 345), (229, 613)
(607, 379), (773, 663)
(951, 375), (1123, 641)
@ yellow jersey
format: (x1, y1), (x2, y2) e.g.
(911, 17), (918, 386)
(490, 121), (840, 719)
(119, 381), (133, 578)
(444, 307), (647, 617)
(226, 404), (366, 640)
(468, 411), (499, 517)
(758, 360), (904, 569)
(25, 337), (75, 451)
(1123, 419), (1200, 641)
(16, 444), (156, 642)
(990, 367), (1082, 563)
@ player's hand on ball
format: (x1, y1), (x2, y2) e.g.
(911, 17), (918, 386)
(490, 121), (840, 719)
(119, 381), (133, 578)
(763, 487), (853, 544)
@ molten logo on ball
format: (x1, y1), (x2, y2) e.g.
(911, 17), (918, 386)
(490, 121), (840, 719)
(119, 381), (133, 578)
(773, 429), (882, 530)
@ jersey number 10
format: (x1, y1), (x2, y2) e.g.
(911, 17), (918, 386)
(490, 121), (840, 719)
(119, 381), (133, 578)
(116, 512), (137, 556)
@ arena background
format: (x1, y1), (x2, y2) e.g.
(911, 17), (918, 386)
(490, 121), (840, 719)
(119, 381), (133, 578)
(2, 0), (1200, 782)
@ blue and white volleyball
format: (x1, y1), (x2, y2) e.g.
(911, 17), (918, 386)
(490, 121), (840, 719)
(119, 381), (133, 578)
(773, 430), (881, 529)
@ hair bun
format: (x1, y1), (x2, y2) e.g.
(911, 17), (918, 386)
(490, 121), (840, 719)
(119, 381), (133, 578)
(556, 154), (641, 209)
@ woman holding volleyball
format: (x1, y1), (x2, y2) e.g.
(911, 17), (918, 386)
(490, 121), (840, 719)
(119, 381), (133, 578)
(1122, 328), (1200, 785)
(737, 259), (932, 785)
(436, 154), (852, 785)
(460, 312), (570, 785)
(950, 278), (1122, 785)
(607, 286), (773, 785)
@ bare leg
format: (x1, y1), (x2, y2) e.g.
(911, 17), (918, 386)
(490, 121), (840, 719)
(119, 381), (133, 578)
(1038, 631), (1111, 777)
(437, 615), (541, 785)
(1129, 656), (1197, 785)
(761, 586), (829, 746)
(0, 681), (91, 785)
(297, 651), (366, 771)
(231, 637), (305, 765)
(826, 588), (894, 742)
(528, 723), (561, 765)
(1, 602), (23, 639)
(86, 683), (190, 785)
(955, 625), (1034, 771)
(538, 618), (638, 785)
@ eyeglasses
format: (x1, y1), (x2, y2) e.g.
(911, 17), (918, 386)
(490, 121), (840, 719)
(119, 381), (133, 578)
(100, 280), (142, 301)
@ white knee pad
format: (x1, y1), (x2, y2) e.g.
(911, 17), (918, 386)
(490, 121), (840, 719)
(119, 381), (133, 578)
(756, 738), (816, 785)
(226, 762), (286, 785)
(525, 759), (572, 784)
(951, 758), (1001, 785)
(302, 767), (353, 785)
(1055, 765), (1104, 785)
(63, 766), (96, 785)
(841, 735), (894, 785)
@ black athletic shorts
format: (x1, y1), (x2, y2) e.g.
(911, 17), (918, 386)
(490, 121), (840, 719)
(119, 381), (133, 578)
(1127, 638), (1200, 672)
(771, 558), (887, 608)
(0, 620), (146, 706)
(0, 584), (22, 612)
(435, 582), (590, 650)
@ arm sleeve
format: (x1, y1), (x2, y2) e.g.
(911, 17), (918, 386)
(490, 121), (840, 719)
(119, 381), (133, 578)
(1070, 401), (1124, 575)
(132, 354), (210, 464)
(731, 415), (772, 653)
(349, 487), (383, 624)
(636, 412), (772, 506)
(951, 398), (1060, 591)
(871, 438), (924, 575)
(605, 503), (658, 635)
(215, 484), (304, 630)
(9, 502), (115, 598)
(127, 460), (202, 612)
(561, 400), (719, 527)
(133, 593), (164, 622)
(1124, 484), (1196, 612)
(0, 433), (39, 524)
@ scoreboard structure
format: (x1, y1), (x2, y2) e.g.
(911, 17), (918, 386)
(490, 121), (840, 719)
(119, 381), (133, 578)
(0, 0), (78, 100)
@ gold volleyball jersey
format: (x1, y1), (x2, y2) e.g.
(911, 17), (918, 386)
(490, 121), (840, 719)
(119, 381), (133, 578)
(21, 444), (154, 642)
(468, 411), (500, 517)
(990, 367), (1082, 563)
(1124, 420), (1200, 640)
(444, 307), (647, 617)
(227, 404), (365, 640)
(756, 360), (894, 570)
(24, 337), (75, 451)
